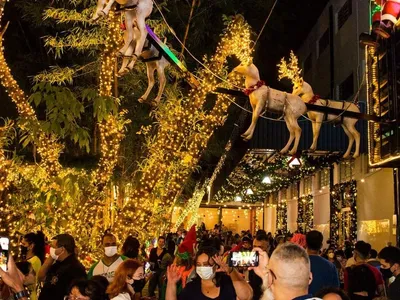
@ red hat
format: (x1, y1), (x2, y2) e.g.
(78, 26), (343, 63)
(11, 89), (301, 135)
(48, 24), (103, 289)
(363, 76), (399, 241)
(291, 233), (306, 248)
(230, 242), (243, 253)
(178, 225), (196, 255)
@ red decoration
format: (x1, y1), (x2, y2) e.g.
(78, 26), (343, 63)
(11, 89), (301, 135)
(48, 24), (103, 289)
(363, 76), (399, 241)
(178, 224), (197, 254)
(120, 22), (126, 31)
(243, 80), (265, 96)
(308, 94), (320, 104)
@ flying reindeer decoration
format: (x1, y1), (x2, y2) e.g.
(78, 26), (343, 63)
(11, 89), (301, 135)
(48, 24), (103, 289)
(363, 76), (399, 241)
(93, 0), (169, 105)
(232, 63), (307, 155)
(92, 0), (153, 76)
(278, 51), (360, 159)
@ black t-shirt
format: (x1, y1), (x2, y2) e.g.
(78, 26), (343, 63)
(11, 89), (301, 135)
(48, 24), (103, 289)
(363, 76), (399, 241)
(249, 270), (263, 300)
(38, 255), (87, 300)
(178, 275), (236, 300)
(388, 275), (400, 300)
(149, 248), (167, 271)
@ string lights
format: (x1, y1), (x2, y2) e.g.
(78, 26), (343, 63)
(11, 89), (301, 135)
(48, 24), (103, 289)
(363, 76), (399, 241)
(0, 0), (62, 176)
(330, 180), (357, 247)
(296, 194), (313, 232)
(113, 15), (253, 239)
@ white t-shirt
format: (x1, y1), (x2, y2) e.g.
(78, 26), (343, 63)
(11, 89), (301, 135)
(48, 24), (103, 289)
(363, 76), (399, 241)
(111, 293), (131, 300)
(88, 255), (127, 282)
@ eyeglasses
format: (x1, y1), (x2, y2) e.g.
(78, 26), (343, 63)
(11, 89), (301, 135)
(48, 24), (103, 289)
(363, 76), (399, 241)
(266, 268), (277, 289)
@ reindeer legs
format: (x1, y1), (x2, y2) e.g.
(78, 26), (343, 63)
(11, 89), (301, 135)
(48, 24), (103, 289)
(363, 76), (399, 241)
(342, 124), (355, 159)
(310, 114), (323, 151)
(126, 17), (147, 71)
(242, 96), (265, 141)
(346, 122), (360, 158)
(281, 116), (295, 154)
(102, 0), (116, 16)
(152, 63), (167, 105)
(118, 23), (139, 76)
(289, 115), (302, 155)
(139, 62), (156, 103)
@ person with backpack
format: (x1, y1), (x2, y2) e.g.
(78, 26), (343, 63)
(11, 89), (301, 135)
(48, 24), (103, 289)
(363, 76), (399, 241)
(344, 241), (384, 299)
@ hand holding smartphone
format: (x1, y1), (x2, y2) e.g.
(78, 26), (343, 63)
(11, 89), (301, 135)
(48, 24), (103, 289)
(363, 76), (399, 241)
(0, 237), (9, 273)
(228, 251), (259, 267)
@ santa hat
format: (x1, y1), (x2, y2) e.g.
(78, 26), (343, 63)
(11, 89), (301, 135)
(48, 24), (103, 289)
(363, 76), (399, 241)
(177, 225), (197, 257)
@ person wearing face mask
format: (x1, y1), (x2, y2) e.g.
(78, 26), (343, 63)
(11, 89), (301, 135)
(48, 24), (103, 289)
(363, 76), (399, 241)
(344, 241), (384, 299)
(38, 233), (86, 300)
(19, 232), (45, 300)
(88, 233), (127, 283)
(107, 259), (143, 300)
(250, 243), (322, 300)
(324, 248), (343, 287)
(166, 246), (253, 300)
(378, 245), (400, 299)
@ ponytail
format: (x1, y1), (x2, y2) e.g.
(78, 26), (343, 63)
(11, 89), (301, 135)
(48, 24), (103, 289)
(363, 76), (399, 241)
(24, 231), (46, 263)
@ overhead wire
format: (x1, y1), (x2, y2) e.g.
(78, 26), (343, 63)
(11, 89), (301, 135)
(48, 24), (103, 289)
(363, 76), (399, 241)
(152, 0), (366, 125)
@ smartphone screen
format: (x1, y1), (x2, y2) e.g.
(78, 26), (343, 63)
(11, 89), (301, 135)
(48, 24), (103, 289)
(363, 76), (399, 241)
(144, 262), (151, 274)
(229, 251), (259, 267)
(0, 237), (9, 272)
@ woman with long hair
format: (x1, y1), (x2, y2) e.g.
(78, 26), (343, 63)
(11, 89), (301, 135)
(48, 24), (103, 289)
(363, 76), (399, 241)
(166, 246), (253, 300)
(20, 231), (45, 300)
(106, 259), (144, 300)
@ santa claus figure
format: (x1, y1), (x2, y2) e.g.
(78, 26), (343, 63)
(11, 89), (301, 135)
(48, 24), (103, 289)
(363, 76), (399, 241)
(373, 0), (400, 38)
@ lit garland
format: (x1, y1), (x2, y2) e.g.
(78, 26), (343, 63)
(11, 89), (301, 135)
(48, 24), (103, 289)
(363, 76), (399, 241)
(214, 151), (341, 203)
(296, 194), (313, 232)
(330, 180), (357, 247)
(366, 46), (382, 165)
(113, 15), (253, 239)
(173, 181), (208, 231)
(276, 199), (287, 233)
(0, 0), (62, 176)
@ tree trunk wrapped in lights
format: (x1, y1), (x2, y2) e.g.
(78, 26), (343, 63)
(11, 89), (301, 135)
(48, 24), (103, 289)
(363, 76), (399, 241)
(0, 1), (62, 177)
(114, 15), (253, 239)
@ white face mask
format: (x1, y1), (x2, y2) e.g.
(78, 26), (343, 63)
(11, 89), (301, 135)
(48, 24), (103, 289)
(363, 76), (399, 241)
(196, 266), (215, 280)
(50, 247), (60, 260)
(104, 246), (118, 257)
(328, 253), (335, 259)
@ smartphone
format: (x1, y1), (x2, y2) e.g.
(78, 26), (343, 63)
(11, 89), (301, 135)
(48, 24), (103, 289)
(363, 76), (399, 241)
(0, 237), (9, 272)
(144, 262), (151, 274)
(228, 251), (259, 267)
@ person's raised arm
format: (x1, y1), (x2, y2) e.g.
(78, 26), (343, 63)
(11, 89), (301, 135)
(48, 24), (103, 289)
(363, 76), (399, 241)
(166, 264), (182, 300)
(0, 256), (29, 300)
(38, 256), (54, 282)
(248, 247), (269, 288)
(214, 255), (253, 300)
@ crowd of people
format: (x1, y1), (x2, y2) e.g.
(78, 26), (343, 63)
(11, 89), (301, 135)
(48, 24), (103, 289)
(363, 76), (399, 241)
(0, 224), (399, 300)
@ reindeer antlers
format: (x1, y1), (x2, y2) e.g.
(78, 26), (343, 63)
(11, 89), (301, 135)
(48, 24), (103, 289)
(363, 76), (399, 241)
(277, 50), (303, 85)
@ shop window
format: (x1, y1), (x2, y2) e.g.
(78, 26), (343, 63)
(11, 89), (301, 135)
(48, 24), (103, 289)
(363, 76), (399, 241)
(318, 28), (330, 56)
(338, 0), (352, 30)
(319, 169), (330, 188)
(340, 161), (354, 182)
(304, 177), (312, 195)
(338, 73), (354, 100)
(304, 54), (312, 74)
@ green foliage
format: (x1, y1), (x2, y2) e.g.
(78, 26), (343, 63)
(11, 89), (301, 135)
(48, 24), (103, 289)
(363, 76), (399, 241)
(29, 83), (90, 152)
